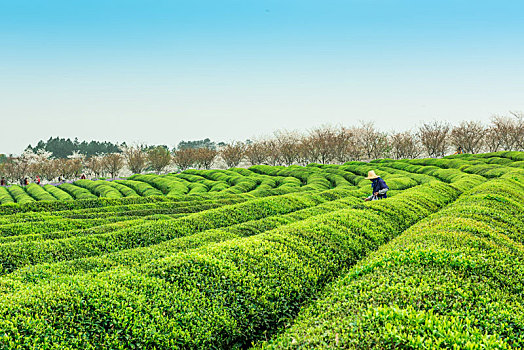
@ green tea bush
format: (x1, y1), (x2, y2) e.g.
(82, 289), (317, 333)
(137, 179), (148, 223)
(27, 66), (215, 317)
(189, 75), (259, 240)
(103, 180), (140, 197)
(7, 196), (362, 285)
(6, 185), (35, 204)
(0, 188), (356, 274)
(114, 179), (163, 196)
(0, 187), (14, 204)
(24, 184), (56, 201)
(129, 174), (189, 196)
(58, 183), (98, 200)
(42, 184), (74, 201)
(74, 180), (123, 199)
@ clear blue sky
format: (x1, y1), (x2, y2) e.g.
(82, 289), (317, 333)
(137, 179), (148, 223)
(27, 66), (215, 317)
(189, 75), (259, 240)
(1, 0), (523, 154)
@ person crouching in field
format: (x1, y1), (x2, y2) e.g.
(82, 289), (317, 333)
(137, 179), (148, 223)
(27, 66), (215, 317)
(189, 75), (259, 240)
(364, 170), (389, 201)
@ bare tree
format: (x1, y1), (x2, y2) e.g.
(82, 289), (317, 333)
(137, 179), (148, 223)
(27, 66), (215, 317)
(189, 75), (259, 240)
(67, 155), (84, 178)
(1, 156), (30, 183)
(489, 115), (517, 151)
(244, 141), (269, 165)
(299, 134), (319, 164)
(56, 159), (71, 180)
(390, 130), (421, 159)
(55, 156), (84, 180)
(194, 147), (218, 169)
(173, 148), (195, 171)
(329, 126), (363, 163)
(484, 127), (500, 152)
(417, 121), (450, 157)
(220, 142), (246, 168)
(262, 140), (282, 166)
(293, 138), (311, 165)
(330, 127), (349, 163)
(147, 146), (172, 174)
(307, 126), (338, 164)
(123, 146), (147, 174)
(346, 127), (365, 161)
(86, 156), (104, 178)
(360, 122), (390, 159)
(510, 111), (524, 151)
(449, 121), (485, 154)
(274, 131), (302, 166)
(101, 153), (124, 179)
(40, 159), (60, 182)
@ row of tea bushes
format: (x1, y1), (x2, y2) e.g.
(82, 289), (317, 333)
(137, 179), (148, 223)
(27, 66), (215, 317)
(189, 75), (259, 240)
(4, 185), (35, 205)
(0, 216), (116, 238)
(102, 180), (140, 197)
(114, 179), (163, 197)
(332, 163), (419, 190)
(249, 165), (335, 191)
(0, 167), (419, 238)
(42, 184), (74, 201)
(0, 187), (359, 275)
(6, 195), (363, 286)
(129, 174), (189, 196)
(372, 159), (486, 192)
(0, 189), (259, 215)
(49, 196), (249, 220)
(472, 151), (524, 162)
(174, 172), (227, 190)
(24, 184), (56, 201)
(0, 160), (408, 209)
(73, 180), (124, 199)
(0, 217), (148, 245)
(395, 155), (524, 179)
(262, 175), (524, 349)
(0, 187), (14, 205)
(0, 196), (255, 242)
(57, 183), (98, 200)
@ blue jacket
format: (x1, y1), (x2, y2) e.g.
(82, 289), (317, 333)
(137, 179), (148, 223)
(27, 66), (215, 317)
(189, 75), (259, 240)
(371, 177), (389, 199)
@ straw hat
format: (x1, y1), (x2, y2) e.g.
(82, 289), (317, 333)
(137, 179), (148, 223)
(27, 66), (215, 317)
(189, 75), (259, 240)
(365, 170), (380, 180)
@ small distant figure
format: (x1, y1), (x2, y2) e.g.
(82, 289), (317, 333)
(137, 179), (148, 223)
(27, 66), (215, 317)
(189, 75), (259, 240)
(0, 177), (6, 186)
(80, 174), (86, 180)
(58, 176), (62, 183)
(453, 146), (464, 155)
(35, 175), (41, 185)
(364, 170), (389, 201)
(24, 177), (29, 186)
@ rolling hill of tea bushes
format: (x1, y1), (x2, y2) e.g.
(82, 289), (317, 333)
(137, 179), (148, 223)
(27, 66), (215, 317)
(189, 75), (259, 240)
(0, 151), (523, 349)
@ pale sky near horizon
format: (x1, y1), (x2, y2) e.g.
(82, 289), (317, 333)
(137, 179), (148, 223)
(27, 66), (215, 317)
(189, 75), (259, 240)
(1, 0), (524, 155)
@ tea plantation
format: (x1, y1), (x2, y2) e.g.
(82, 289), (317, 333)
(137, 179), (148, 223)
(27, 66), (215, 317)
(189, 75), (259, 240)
(0, 151), (523, 349)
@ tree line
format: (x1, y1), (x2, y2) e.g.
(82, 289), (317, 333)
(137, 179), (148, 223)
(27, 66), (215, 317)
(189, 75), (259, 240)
(26, 137), (124, 159)
(1, 112), (523, 184)
(24, 137), (228, 159)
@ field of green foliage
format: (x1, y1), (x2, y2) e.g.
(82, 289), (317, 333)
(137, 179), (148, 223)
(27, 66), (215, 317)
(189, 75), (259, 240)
(0, 151), (523, 349)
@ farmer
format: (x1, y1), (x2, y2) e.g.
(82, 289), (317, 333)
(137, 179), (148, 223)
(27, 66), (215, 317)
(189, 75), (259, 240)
(364, 170), (389, 201)
(0, 177), (5, 186)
